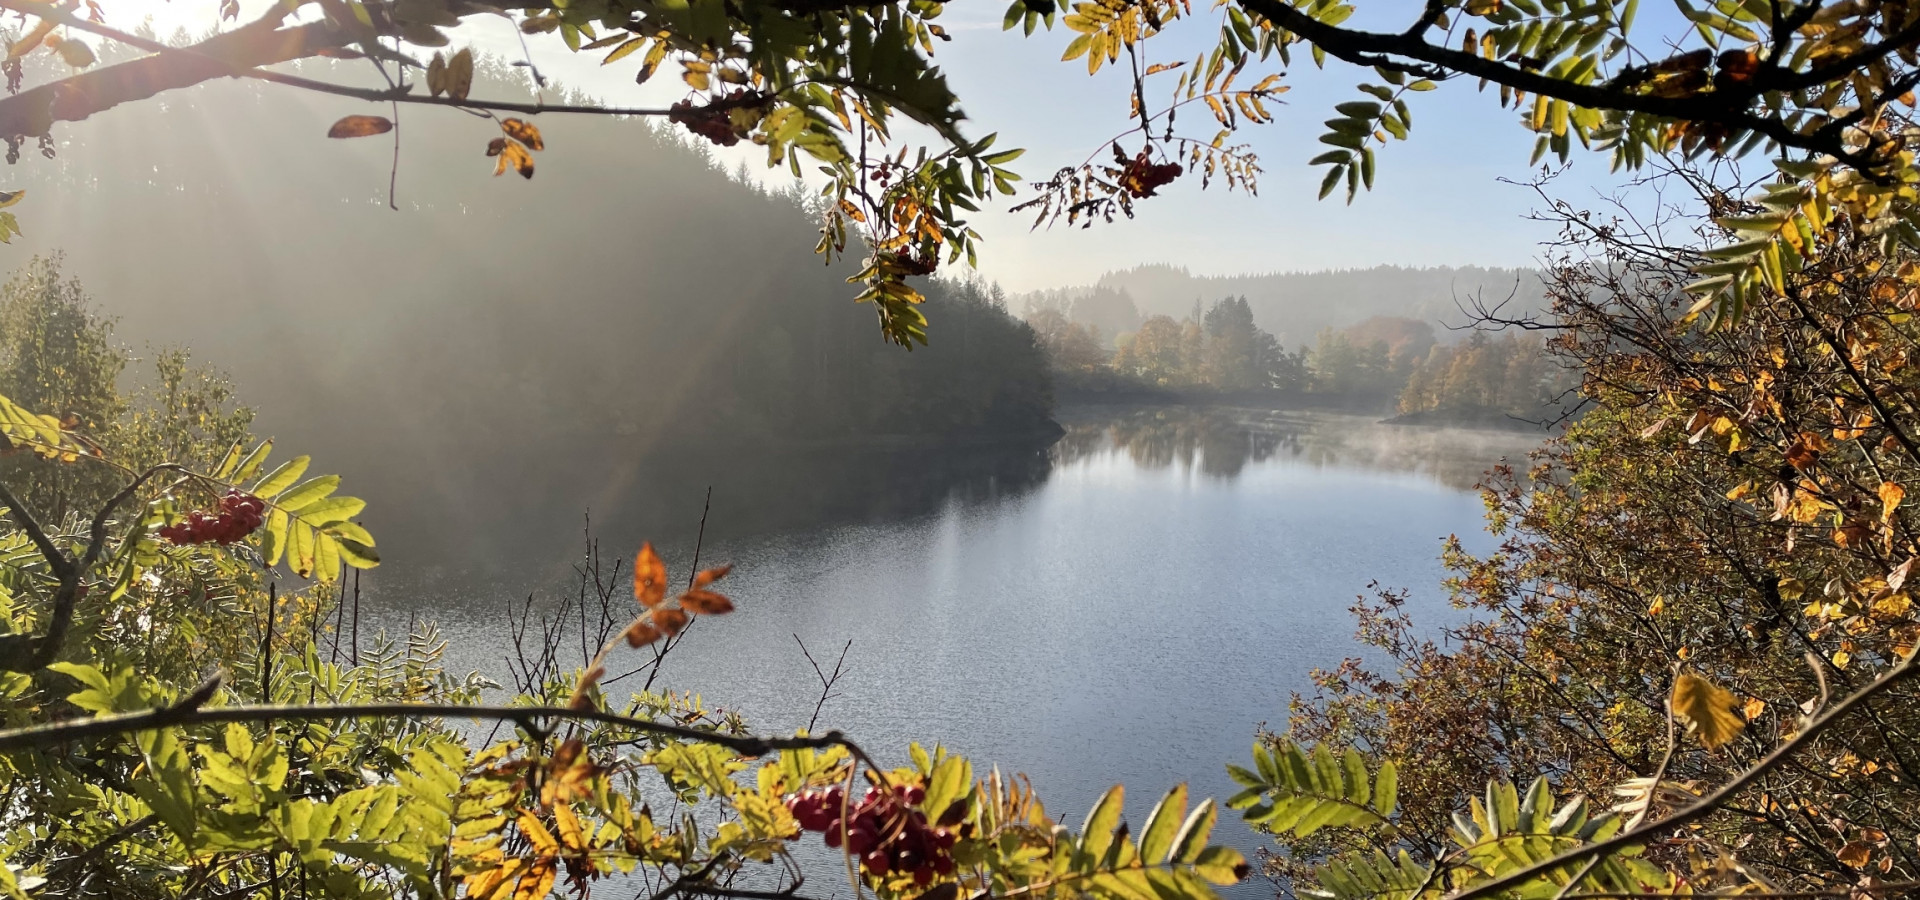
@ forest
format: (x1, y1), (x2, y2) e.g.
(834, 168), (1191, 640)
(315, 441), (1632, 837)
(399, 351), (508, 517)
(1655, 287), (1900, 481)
(1, 53), (1059, 556)
(4, 2), (1920, 900)
(1024, 295), (1576, 427)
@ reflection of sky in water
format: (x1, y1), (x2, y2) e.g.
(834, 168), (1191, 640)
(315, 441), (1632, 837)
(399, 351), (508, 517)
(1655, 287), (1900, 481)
(364, 408), (1541, 894)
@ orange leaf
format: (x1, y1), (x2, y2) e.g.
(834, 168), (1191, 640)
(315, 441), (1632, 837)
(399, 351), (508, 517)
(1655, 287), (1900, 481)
(1880, 481), (1905, 523)
(651, 607), (690, 636)
(486, 136), (507, 157)
(693, 563), (733, 589)
(1838, 841), (1872, 868)
(634, 543), (667, 608)
(623, 618), (663, 647)
(511, 858), (557, 900)
(501, 117), (545, 150)
(679, 589), (734, 615)
(493, 140), (535, 179)
(327, 115), (393, 138)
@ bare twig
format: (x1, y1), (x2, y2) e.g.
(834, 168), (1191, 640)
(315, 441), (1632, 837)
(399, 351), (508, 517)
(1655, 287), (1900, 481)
(794, 635), (853, 733)
(0, 696), (863, 760)
(642, 487), (713, 693)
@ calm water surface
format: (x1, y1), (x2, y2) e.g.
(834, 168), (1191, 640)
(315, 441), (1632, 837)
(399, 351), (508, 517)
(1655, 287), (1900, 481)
(364, 406), (1540, 887)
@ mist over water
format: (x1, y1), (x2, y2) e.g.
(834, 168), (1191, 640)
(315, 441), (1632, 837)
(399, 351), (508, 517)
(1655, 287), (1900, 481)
(357, 407), (1540, 887)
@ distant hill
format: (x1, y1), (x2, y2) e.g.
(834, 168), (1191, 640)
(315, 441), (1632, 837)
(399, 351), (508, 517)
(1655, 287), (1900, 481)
(2, 55), (1053, 558)
(1017, 263), (1548, 349)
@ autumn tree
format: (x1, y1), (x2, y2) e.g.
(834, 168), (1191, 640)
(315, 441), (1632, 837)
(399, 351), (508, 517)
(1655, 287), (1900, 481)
(1024, 306), (1109, 373)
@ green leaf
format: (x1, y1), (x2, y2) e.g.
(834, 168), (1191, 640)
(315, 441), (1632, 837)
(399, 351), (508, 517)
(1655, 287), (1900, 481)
(232, 439), (273, 482)
(1080, 785), (1125, 861)
(275, 475), (341, 513)
(293, 496), (365, 527)
(263, 507), (289, 566)
(1374, 761), (1398, 817)
(1168, 799), (1217, 864)
(253, 456), (311, 498)
(1139, 784), (1188, 863)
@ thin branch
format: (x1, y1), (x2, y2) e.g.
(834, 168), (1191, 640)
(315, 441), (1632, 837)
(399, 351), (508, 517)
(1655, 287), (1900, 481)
(0, 0), (680, 140)
(0, 697), (862, 759)
(1235, 0), (1896, 170)
(794, 634), (852, 733)
(0, 464), (181, 672)
(1444, 649), (1920, 900)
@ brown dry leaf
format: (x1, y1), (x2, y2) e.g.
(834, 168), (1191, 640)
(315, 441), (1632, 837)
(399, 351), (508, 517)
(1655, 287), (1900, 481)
(446, 47), (474, 101)
(1786, 438), (1820, 470)
(622, 618), (663, 647)
(679, 589), (734, 615)
(1672, 672), (1746, 751)
(327, 115), (393, 138)
(427, 51), (447, 97)
(651, 607), (690, 636)
(1834, 521), (1872, 548)
(634, 542), (667, 608)
(501, 118), (544, 150)
(1896, 625), (1920, 658)
(693, 564), (733, 589)
(551, 737), (586, 769)
(1837, 841), (1873, 868)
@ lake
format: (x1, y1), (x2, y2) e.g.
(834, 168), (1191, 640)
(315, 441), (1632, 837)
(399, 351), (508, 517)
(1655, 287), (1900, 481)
(361, 405), (1541, 890)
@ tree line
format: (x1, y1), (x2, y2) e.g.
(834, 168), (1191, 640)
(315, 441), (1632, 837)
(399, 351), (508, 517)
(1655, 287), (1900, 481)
(1025, 297), (1576, 425)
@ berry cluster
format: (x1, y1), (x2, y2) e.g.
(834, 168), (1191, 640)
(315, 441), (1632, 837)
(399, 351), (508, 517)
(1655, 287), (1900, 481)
(1118, 152), (1183, 198)
(669, 90), (761, 147)
(785, 783), (958, 885)
(159, 491), (265, 545)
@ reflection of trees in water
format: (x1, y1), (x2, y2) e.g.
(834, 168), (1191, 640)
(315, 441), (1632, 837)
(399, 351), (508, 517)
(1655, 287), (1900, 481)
(1053, 406), (1537, 489)
(1053, 408), (1304, 477)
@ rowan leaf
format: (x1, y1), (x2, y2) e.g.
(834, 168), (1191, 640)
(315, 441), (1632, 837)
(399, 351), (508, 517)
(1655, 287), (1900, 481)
(634, 543), (668, 608)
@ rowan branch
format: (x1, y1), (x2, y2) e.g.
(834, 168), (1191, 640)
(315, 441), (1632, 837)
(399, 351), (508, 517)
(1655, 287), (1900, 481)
(1235, 0), (1895, 170)
(0, 0), (690, 132)
(0, 698), (862, 758)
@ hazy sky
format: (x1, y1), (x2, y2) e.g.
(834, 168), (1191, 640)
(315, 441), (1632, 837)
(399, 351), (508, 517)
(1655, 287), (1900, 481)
(114, 1), (1650, 291)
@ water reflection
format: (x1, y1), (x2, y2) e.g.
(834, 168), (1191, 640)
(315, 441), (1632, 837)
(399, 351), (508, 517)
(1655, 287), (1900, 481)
(365, 403), (1538, 892)
(1055, 405), (1541, 490)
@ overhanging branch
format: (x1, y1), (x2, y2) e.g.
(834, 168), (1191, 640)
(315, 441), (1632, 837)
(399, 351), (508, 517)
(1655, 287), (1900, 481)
(0, 697), (860, 759)
(1235, 0), (1897, 168)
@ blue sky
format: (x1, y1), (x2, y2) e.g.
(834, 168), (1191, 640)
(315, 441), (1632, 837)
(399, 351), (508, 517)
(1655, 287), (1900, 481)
(121, 0), (1655, 291)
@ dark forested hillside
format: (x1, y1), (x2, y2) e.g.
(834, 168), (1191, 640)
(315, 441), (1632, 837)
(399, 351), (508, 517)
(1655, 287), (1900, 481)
(1020, 263), (1547, 348)
(3, 55), (1053, 557)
